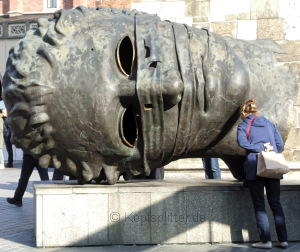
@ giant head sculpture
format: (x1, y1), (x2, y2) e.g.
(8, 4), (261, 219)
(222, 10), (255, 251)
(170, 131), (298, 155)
(2, 7), (297, 184)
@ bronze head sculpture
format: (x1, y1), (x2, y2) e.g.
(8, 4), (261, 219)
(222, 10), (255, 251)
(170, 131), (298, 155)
(2, 7), (297, 184)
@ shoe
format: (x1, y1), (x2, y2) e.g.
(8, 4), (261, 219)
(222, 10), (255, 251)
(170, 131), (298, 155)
(5, 163), (13, 168)
(6, 198), (22, 207)
(275, 241), (288, 249)
(252, 241), (272, 249)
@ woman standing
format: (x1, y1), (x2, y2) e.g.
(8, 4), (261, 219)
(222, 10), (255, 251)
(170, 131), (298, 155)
(2, 108), (13, 167)
(0, 109), (3, 169)
(237, 99), (288, 249)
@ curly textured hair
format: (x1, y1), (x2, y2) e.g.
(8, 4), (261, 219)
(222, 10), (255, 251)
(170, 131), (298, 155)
(2, 6), (143, 184)
(240, 99), (258, 116)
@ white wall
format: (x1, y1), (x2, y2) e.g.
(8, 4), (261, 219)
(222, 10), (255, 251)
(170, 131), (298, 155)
(0, 39), (19, 74)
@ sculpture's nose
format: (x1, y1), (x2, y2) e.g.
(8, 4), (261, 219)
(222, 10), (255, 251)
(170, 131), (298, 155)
(161, 69), (183, 109)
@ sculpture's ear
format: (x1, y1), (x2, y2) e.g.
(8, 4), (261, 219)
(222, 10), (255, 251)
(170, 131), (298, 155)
(116, 36), (135, 77)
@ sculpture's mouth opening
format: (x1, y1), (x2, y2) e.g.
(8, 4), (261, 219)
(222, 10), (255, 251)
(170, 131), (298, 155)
(120, 106), (138, 147)
(117, 36), (135, 77)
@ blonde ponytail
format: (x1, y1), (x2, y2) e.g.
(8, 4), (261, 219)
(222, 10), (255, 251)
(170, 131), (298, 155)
(240, 99), (258, 116)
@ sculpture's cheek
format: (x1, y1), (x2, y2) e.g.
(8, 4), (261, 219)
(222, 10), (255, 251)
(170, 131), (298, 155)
(224, 56), (249, 106)
(201, 51), (249, 118)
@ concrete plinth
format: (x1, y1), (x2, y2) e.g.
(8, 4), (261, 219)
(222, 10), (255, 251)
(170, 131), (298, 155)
(34, 179), (300, 248)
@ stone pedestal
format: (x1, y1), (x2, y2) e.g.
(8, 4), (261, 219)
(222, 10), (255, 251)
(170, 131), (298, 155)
(34, 179), (300, 248)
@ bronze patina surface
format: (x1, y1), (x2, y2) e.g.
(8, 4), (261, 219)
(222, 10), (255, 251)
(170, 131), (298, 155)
(2, 7), (297, 184)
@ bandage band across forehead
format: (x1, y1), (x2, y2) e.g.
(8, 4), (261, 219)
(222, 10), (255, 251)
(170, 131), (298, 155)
(135, 14), (164, 175)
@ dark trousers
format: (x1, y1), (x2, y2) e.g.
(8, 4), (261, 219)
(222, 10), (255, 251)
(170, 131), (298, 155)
(14, 154), (49, 201)
(248, 178), (287, 243)
(202, 158), (221, 179)
(4, 135), (13, 165)
(53, 169), (64, 180)
(53, 169), (77, 180)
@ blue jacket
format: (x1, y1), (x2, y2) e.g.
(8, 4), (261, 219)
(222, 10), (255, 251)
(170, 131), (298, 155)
(237, 114), (284, 180)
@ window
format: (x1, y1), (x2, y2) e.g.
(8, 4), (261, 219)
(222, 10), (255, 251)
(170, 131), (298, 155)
(9, 24), (26, 37)
(30, 23), (38, 30)
(44, 0), (59, 12)
(48, 0), (57, 8)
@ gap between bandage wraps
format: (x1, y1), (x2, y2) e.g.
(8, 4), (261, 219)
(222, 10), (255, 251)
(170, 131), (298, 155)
(34, 180), (300, 247)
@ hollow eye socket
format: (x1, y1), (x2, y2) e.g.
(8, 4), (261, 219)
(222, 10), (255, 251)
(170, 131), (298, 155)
(117, 36), (135, 77)
(120, 106), (138, 148)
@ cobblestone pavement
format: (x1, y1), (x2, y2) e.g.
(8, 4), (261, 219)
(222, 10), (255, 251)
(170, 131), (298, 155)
(0, 165), (299, 251)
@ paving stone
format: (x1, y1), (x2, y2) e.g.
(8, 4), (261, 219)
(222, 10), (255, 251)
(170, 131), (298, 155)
(0, 165), (300, 251)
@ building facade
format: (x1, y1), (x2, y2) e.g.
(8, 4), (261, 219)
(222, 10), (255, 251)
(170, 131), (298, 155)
(0, 0), (299, 161)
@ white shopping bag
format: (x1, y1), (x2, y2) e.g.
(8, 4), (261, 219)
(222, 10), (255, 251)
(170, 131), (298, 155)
(257, 151), (289, 179)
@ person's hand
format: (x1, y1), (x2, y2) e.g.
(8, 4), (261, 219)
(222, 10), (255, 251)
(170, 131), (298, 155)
(264, 142), (274, 152)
